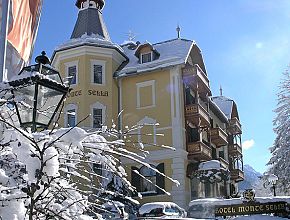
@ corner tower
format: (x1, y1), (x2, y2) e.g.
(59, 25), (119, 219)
(52, 0), (128, 129)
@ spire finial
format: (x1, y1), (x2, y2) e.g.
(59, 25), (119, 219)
(220, 85), (223, 96)
(76, 0), (105, 10)
(176, 24), (181, 39)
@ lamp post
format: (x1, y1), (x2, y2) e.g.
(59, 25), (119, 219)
(8, 51), (70, 132)
(268, 174), (278, 197)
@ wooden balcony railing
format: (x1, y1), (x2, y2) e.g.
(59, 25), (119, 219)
(210, 127), (228, 147)
(228, 117), (242, 135)
(182, 64), (210, 91)
(228, 143), (242, 156)
(218, 157), (229, 170)
(187, 141), (212, 161)
(230, 169), (244, 182)
(185, 104), (210, 127)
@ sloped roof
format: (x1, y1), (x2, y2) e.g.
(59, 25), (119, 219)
(211, 96), (236, 120)
(71, 7), (110, 41)
(115, 38), (194, 77)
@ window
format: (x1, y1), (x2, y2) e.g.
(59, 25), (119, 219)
(140, 166), (156, 192)
(93, 163), (102, 176)
(131, 163), (165, 196)
(65, 61), (78, 86)
(90, 102), (106, 128)
(141, 52), (152, 63)
(65, 104), (77, 128)
(68, 66), (77, 85)
(91, 60), (106, 85)
(93, 108), (102, 128)
(93, 64), (102, 84)
(67, 109), (76, 127)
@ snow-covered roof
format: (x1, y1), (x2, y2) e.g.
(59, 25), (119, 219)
(115, 38), (194, 77)
(211, 96), (235, 119)
(53, 33), (126, 59)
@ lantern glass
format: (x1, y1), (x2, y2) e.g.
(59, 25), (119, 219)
(13, 84), (35, 124)
(36, 84), (64, 126)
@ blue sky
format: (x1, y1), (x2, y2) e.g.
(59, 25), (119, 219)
(33, 0), (290, 173)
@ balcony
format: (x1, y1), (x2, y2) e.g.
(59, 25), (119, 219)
(218, 157), (229, 170)
(182, 64), (211, 95)
(230, 169), (244, 182)
(228, 117), (242, 135)
(228, 143), (242, 156)
(210, 127), (228, 147)
(187, 141), (212, 161)
(185, 104), (210, 127)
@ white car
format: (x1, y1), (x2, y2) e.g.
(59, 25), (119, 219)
(138, 202), (187, 219)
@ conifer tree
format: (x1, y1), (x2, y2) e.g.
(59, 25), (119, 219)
(267, 70), (290, 195)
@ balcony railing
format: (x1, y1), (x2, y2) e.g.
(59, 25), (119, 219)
(228, 143), (242, 156)
(185, 104), (210, 127)
(187, 141), (212, 161)
(182, 64), (211, 94)
(230, 169), (244, 182)
(218, 157), (229, 170)
(228, 117), (242, 135)
(210, 127), (228, 147)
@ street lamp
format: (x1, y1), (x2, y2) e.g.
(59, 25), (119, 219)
(8, 51), (70, 132)
(268, 174), (278, 197)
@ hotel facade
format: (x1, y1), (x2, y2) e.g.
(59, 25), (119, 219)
(52, 0), (244, 208)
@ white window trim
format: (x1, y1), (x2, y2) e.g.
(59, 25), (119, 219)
(137, 116), (157, 146)
(64, 104), (78, 128)
(136, 80), (156, 109)
(90, 60), (106, 85)
(90, 102), (106, 128)
(140, 51), (153, 64)
(65, 61), (79, 87)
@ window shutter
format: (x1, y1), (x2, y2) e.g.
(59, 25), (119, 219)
(156, 163), (165, 195)
(131, 166), (141, 193)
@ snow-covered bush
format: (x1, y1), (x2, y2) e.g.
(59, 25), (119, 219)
(0, 84), (178, 219)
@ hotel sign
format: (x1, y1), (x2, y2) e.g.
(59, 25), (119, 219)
(67, 89), (109, 98)
(215, 202), (287, 217)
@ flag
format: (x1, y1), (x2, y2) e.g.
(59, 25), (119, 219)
(1, 0), (42, 79)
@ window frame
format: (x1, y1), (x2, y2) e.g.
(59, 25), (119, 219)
(140, 52), (153, 64)
(64, 104), (78, 128)
(136, 80), (156, 109)
(90, 60), (106, 85)
(90, 102), (106, 128)
(65, 61), (79, 86)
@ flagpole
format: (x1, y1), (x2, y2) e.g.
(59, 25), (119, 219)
(0, 0), (10, 82)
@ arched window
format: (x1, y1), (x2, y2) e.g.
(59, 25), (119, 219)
(131, 163), (165, 196)
(64, 104), (77, 127)
(137, 116), (157, 146)
(140, 165), (156, 193)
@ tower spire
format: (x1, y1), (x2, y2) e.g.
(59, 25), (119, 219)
(71, 0), (110, 41)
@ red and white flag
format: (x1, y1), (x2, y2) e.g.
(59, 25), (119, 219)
(0, 0), (42, 79)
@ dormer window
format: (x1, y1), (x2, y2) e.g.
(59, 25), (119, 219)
(141, 52), (152, 64)
(135, 42), (160, 64)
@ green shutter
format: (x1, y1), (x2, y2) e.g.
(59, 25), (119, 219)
(156, 163), (165, 195)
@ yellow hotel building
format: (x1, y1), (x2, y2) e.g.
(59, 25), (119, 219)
(51, 0), (244, 208)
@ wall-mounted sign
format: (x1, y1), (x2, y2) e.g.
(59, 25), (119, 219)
(67, 89), (109, 98)
(215, 202), (287, 217)
(67, 90), (82, 98)
(88, 89), (109, 97)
